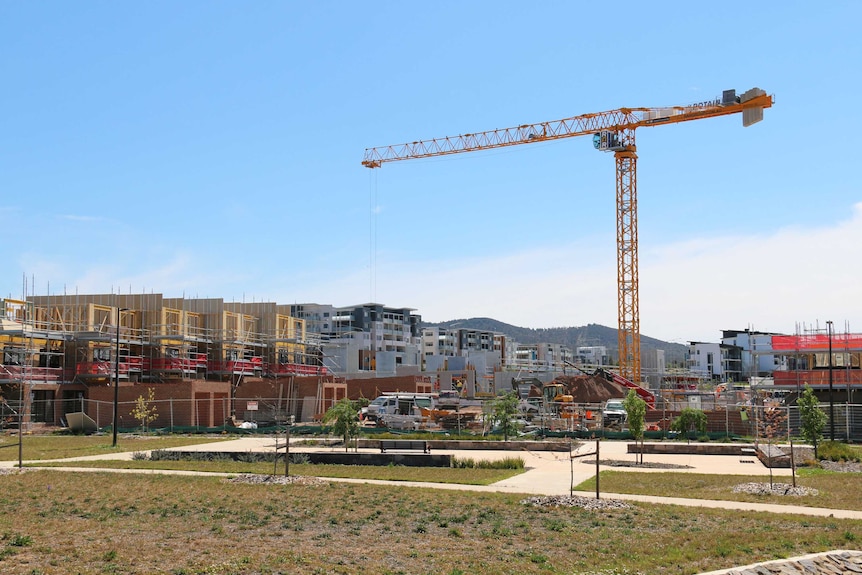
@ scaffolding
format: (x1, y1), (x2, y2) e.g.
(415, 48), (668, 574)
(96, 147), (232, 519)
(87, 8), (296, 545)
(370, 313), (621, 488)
(770, 321), (862, 391)
(0, 293), (325, 427)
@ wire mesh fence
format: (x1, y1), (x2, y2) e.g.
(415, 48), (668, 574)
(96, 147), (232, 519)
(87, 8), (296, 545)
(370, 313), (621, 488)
(2, 395), (860, 442)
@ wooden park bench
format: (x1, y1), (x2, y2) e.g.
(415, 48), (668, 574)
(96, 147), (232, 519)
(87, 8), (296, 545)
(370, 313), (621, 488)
(379, 439), (430, 453)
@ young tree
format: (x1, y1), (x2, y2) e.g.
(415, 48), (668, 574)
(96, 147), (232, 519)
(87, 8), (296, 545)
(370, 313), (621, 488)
(797, 384), (827, 459)
(130, 387), (158, 433)
(492, 391), (520, 441)
(670, 407), (707, 438)
(322, 398), (360, 452)
(758, 404), (788, 488)
(623, 389), (647, 463)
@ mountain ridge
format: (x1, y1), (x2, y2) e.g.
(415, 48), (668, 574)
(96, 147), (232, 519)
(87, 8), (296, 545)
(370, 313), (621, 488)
(422, 317), (686, 362)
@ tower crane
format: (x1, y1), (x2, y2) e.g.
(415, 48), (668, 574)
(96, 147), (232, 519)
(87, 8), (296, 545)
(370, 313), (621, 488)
(362, 87), (774, 385)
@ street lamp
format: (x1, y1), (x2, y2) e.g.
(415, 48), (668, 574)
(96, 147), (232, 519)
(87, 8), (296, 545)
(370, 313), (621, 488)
(112, 307), (128, 448)
(827, 320), (834, 441)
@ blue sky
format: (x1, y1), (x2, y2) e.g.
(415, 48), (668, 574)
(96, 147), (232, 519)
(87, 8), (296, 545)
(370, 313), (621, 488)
(2, 1), (860, 343)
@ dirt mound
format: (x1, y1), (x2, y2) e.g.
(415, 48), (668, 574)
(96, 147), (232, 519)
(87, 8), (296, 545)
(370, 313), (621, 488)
(552, 374), (628, 403)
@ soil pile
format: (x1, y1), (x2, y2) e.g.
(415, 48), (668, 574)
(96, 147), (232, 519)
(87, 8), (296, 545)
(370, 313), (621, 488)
(553, 374), (629, 403)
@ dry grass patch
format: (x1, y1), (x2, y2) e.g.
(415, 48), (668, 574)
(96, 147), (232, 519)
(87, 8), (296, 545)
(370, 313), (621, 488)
(0, 470), (859, 574)
(575, 469), (862, 510)
(29, 459), (523, 485)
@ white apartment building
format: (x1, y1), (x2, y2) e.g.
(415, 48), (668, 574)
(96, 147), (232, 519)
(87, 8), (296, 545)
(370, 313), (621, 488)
(688, 342), (719, 381)
(576, 345), (609, 366)
(293, 303), (422, 374)
(721, 329), (784, 380)
(421, 327), (502, 374)
(512, 342), (573, 372)
(687, 341), (740, 382)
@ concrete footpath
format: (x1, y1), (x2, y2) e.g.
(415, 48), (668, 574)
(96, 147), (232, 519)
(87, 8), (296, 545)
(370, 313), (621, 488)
(4, 437), (862, 520)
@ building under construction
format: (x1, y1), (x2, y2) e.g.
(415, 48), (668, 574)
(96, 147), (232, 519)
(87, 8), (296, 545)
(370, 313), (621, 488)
(0, 294), (344, 429)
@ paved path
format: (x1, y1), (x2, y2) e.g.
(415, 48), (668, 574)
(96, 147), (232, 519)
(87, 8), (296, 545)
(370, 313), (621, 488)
(4, 437), (862, 520)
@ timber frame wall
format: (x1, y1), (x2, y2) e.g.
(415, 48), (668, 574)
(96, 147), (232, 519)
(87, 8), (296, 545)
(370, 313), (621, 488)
(0, 294), (326, 426)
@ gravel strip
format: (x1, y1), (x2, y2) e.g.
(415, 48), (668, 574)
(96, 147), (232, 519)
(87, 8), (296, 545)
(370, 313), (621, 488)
(582, 459), (694, 470)
(521, 494), (632, 510)
(225, 473), (328, 486)
(820, 460), (862, 472)
(731, 482), (819, 497)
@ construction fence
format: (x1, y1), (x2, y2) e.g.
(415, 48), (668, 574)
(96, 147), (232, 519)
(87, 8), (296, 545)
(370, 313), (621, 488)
(2, 396), (331, 434)
(3, 396), (861, 442)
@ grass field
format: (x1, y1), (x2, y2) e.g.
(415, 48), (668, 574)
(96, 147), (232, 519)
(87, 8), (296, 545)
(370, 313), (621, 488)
(575, 468), (862, 511)
(1, 469), (860, 575)
(0, 434), (228, 461)
(29, 459), (523, 485)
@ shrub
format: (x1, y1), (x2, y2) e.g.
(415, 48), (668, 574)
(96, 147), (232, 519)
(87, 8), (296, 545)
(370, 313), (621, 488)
(670, 408), (707, 435)
(5, 533), (32, 547)
(818, 441), (860, 462)
(451, 456), (524, 470)
(131, 451), (149, 461)
(289, 453), (310, 465)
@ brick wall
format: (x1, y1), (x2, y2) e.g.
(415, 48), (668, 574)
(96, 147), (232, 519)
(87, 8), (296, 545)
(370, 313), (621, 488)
(86, 379), (229, 429)
(346, 375), (433, 400)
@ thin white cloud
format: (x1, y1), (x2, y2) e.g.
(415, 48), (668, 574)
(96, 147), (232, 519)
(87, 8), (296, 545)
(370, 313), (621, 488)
(640, 201), (862, 341)
(12, 203), (862, 346)
(59, 214), (105, 223)
(333, 202), (862, 343)
(353, 238), (620, 329)
(73, 252), (225, 297)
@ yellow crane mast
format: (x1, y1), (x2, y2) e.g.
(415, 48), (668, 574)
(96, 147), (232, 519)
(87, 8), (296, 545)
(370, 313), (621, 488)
(362, 88), (774, 384)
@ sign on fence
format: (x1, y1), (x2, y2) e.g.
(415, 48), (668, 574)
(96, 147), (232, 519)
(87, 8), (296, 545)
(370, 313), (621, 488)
(246, 401), (258, 411)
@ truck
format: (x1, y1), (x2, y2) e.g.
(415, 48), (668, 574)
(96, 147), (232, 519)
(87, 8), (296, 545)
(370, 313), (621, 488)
(602, 399), (627, 428)
(361, 393), (437, 429)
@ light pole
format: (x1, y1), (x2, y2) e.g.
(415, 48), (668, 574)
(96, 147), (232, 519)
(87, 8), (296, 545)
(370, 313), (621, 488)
(112, 307), (128, 448)
(827, 320), (834, 441)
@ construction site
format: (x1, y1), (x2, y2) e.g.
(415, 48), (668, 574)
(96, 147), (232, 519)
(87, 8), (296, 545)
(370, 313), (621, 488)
(1, 291), (860, 441)
(3, 88), (861, 440)
(0, 294), (343, 431)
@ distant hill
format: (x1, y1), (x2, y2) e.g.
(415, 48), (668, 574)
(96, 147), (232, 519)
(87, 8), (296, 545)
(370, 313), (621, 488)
(421, 317), (686, 363)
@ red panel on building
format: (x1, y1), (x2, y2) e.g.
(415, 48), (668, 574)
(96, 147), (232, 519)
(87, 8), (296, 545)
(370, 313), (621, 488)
(772, 334), (862, 351)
